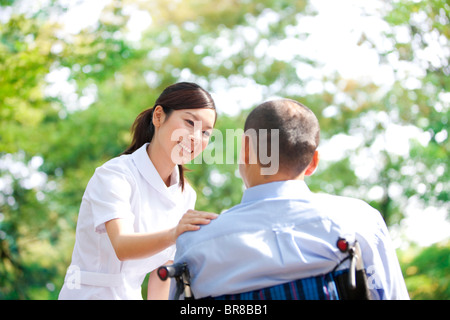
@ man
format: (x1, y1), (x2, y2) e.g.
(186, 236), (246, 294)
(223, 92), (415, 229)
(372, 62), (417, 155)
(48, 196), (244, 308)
(171, 99), (409, 300)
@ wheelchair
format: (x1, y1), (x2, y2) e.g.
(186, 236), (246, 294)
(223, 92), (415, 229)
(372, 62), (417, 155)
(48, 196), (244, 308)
(158, 238), (372, 300)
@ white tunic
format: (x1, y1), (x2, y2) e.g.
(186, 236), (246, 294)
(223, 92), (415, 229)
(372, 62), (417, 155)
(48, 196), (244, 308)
(59, 143), (196, 300)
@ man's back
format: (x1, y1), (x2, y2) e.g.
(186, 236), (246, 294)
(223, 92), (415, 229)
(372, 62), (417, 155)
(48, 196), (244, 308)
(173, 180), (409, 299)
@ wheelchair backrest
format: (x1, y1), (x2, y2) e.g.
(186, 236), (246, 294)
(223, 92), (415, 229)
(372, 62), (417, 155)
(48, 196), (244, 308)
(158, 238), (371, 300)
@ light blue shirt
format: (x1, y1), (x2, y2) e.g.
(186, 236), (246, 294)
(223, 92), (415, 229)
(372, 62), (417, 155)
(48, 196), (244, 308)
(172, 180), (409, 300)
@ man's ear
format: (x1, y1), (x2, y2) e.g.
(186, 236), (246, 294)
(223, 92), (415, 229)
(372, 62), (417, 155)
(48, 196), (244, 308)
(304, 150), (320, 176)
(240, 134), (251, 165)
(152, 105), (165, 128)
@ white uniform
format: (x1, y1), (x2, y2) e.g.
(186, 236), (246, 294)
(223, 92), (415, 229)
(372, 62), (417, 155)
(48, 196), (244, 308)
(59, 143), (196, 300)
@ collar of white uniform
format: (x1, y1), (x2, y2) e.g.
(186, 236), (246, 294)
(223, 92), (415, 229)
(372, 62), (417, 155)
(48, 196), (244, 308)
(131, 143), (181, 197)
(241, 180), (312, 204)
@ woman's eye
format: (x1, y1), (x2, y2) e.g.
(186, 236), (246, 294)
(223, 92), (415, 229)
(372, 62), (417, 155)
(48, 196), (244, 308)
(185, 119), (194, 126)
(203, 131), (211, 138)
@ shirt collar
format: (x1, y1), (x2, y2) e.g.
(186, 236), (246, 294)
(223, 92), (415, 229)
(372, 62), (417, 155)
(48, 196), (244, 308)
(241, 180), (311, 204)
(131, 143), (181, 197)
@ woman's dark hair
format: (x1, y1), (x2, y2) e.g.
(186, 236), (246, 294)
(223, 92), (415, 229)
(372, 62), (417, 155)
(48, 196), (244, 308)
(122, 82), (216, 190)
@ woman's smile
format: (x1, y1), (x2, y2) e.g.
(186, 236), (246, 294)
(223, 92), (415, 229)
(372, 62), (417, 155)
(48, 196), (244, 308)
(177, 139), (194, 154)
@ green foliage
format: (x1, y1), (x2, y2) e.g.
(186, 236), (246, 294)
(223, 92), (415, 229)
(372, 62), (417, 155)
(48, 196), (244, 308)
(399, 240), (450, 300)
(0, 0), (448, 299)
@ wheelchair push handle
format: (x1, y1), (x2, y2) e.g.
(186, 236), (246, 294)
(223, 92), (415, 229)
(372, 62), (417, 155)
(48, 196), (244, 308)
(336, 238), (365, 292)
(157, 263), (187, 281)
(157, 262), (194, 299)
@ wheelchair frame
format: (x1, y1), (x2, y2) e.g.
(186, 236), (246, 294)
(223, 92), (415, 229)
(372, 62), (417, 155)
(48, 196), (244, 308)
(157, 238), (371, 300)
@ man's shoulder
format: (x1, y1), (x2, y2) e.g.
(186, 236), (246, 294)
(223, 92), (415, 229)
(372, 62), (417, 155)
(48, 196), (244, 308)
(310, 192), (385, 229)
(175, 204), (249, 252)
(311, 191), (377, 211)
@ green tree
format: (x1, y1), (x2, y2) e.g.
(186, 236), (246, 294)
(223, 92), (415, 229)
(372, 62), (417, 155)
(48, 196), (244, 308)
(0, 0), (448, 299)
(400, 240), (450, 300)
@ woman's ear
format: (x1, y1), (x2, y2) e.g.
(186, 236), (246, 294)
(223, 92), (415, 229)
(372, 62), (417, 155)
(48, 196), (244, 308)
(304, 150), (320, 176)
(152, 105), (165, 128)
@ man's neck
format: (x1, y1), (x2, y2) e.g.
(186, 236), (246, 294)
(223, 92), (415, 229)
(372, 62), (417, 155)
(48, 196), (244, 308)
(246, 169), (305, 188)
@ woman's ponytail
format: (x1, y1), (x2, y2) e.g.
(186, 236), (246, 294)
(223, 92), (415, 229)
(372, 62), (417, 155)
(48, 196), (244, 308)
(121, 107), (155, 155)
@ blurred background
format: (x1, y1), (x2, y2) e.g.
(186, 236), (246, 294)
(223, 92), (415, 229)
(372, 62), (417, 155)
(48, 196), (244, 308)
(0, 0), (448, 299)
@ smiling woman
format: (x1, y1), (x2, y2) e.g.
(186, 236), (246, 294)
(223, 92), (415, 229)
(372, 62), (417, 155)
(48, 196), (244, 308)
(58, 82), (218, 300)
(122, 82), (217, 188)
(165, 109), (215, 166)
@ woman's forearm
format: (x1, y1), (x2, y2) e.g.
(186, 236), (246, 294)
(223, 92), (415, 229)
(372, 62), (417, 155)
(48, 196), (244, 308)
(105, 210), (218, 261)
(106, 219), (176, 261)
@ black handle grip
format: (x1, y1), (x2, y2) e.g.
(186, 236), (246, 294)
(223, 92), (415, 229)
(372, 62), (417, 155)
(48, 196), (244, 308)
(157, 263), (187, 281)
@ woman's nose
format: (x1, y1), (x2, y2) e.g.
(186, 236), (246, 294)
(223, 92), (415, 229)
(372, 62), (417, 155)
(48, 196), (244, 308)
(190, 129), (202, 141)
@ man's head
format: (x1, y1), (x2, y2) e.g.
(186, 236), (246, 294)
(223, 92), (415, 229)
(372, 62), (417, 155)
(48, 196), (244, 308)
(239, 99), (320, 187)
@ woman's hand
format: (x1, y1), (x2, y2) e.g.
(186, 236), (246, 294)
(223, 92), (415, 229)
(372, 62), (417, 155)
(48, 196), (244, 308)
(105, 210), (217, 261)
(173, 209), (218, 238)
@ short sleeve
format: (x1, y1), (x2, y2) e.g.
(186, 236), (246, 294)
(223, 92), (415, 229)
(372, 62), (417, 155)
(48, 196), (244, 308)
(84, 161), (135, 233)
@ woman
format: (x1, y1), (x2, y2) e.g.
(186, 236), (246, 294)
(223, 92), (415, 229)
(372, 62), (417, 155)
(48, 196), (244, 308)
(59, 82), (218, 300)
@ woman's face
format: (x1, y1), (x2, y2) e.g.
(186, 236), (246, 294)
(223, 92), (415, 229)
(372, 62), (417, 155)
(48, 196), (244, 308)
(154, 106), (216, 165)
